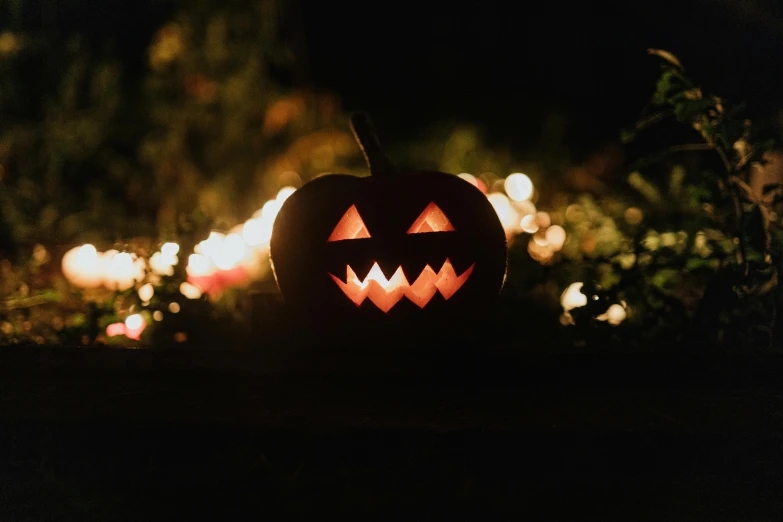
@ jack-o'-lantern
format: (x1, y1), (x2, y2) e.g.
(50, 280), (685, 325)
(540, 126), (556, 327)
(270, 114), (507, 337)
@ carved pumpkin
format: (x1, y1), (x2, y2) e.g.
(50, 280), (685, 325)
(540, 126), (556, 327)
(270, 114), (507, 336)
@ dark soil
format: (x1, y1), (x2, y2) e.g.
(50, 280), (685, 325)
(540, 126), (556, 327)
(1, 346), (782, 520)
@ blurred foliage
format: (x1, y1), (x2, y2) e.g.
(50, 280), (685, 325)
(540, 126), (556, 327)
(520, 49), (783, 351)
(0, 0), (365, 346)
(0, 0), (365, 254)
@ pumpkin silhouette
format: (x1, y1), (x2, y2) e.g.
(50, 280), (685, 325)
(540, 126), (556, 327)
(270, 114), (507, 337)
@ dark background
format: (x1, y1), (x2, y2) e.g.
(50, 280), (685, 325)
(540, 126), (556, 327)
(298, 0), (783, 153)
(14, 0), (783, 155)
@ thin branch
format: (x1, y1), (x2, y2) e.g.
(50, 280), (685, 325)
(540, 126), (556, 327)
(634, 110), (675, 132)
(709, 138), (735, 174)
(0, 294), (58, 312)
(703, 136), (750, 276)
(663, 143), (714, 154)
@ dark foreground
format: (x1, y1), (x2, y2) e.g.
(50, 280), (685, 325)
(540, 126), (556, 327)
(1, 346), (783, 520)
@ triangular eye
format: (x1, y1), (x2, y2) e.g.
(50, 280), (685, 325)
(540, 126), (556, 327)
(328, 205), (371, 241)
(407, 202), (455, 234)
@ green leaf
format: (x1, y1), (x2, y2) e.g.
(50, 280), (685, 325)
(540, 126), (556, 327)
(673, 98), (716, 122)
(652, 70), (677, 105)
(620, 128), (636, 144)
(685, 257), (719, 271)
(651, 268), (680, 292)
(627, 171), (662, 204)
(648, 49), (684, 70)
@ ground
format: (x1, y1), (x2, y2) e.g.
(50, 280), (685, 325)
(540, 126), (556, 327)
(1, 346), (782, 520)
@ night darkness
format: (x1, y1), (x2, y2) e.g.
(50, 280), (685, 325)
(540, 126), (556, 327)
(4, 1), (783, 519)
(23, 0), (783, 151)
(298, 0), (783, 152)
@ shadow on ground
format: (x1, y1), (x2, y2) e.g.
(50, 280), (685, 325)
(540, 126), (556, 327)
(1, 347), (782, 520)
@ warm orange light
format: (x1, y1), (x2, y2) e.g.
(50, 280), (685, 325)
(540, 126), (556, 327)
(328, 205), (371, 241)
(330, 259), (474, 313)
(407, 202), (455, 234)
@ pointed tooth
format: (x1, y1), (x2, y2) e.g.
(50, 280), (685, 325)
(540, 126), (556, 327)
(425, 290), (447, 308)
(326, 255), (349, 283)
(436, 261), (473, 300)
(331, 270), (367, 307)
(428, 251), (449, 274)
(405, 264), (439, 308)
(449, 250), (475, 276)
(376, 258), (401, 281)
(350, 256), (377, 283)
(400, 258), (427, 285)
(402, 248), (432, 281)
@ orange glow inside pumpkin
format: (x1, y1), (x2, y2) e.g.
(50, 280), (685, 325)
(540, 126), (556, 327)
(407, 202), (455, 234)
(330, 259), (474, 313)
(328, 202), (456, 242)
(328, 205), (371, 241)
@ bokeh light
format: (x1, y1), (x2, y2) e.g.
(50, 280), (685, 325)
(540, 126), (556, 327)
(514, 200), (537, 217)
(61, 244), (103, 288)
(504, 173), (533, 202)
(597, 303), (627, 325)
(545, 225), (567, 250)
(487, 192), (520, 236)
(624, 207), (644, 225)
(561, 282), (587, 312)
(242, 217), (272, 246)
(520, 214), (539, 234)
(534, 211), (551, 229)
(276, 186), (297, 203)
(138, 283), (154, 302)
(187, 254), (212, 277)
(149, 250), (178, 276)
(125, 314), (144, 330)
(103, 252), (145, 291)
(179, 282), (203, 299)
(161, 242), (180, 257)
(458, 173), (477, 186)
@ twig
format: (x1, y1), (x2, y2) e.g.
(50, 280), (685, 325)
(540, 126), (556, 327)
(634, 110), (674, 132)
(664, 143), (714, 153)
(0, 294), (58, 312)
(705, 137), (750, 276)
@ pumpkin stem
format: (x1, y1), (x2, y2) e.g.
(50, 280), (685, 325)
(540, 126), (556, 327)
(350, 112), (398, 177)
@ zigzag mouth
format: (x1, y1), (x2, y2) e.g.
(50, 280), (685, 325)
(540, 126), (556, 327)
(329, 259), (475, 313)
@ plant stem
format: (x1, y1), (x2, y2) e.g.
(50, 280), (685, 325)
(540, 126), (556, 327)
(634, 109), (674, 132)
(0, 294), (58, 312)
(664, 143), (714, 154)
(349, 112), (398, 177)
(706, 136), (750, 276)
